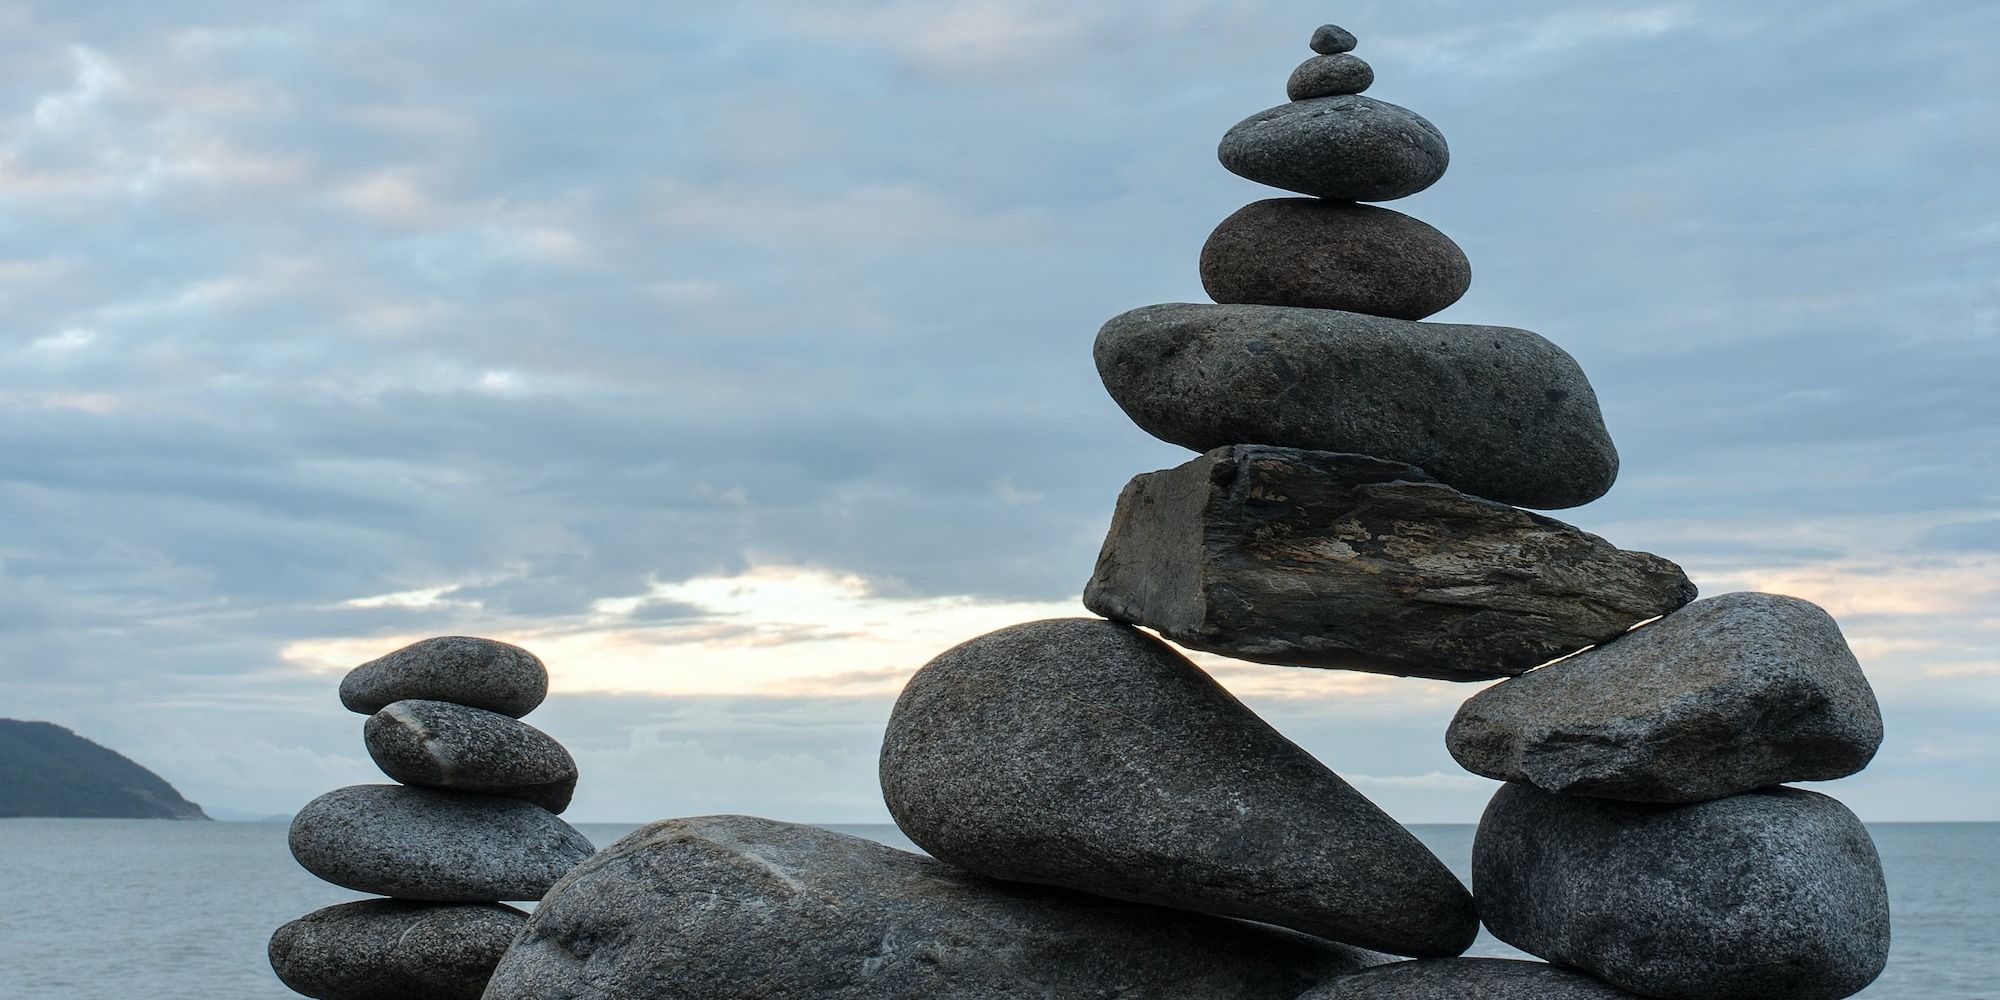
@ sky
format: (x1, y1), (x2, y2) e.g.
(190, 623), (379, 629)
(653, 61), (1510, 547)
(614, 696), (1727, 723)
(1, 0), (1994, 824)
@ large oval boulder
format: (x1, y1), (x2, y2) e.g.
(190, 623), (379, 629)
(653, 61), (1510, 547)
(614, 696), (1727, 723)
(288, 784), (594, 901)
(366, 699), (579, 813)
(268, 899), (525, 1000)
(1201, 199), (1470, 319)
(880, 618), (1478, 957)
(339, 636), (547, 718)
(1219, 95), (1448, 202)
(1303, 958), (1643, 999)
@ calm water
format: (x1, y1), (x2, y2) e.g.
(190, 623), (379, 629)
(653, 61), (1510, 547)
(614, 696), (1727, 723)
(0, 819), (1987, 998)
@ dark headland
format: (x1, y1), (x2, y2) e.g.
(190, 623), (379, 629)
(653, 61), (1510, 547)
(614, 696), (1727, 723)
(0, 718), (209, 820)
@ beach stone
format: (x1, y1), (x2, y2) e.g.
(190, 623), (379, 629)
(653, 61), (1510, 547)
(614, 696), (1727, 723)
(1311, 24), (1358, 54)
(1448, 592), (1883, 802)
(880, 618), (1478, 957)
(268, 899), (525, 1000)
(365, 699), (579, 813)
(1220, 95), (1448, 201)
(1288, 54), (1375, 99)
(288, 784), (594, 901)
(1475, 783), (1890, 1000)
(1094, 302), (1619, 509)
(1304, 958), (1644, 999)
(339, 636), (547, 718)
(1200, 198), (1469, 319)
(1085, 447), (1695, 681)
(485, 815), (1382, 1000)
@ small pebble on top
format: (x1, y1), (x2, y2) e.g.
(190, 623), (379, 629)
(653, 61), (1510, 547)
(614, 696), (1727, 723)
(1310, 24), (1357, 54)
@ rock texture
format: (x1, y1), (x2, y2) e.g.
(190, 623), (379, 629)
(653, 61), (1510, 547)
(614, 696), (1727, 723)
(1303, 958), (1643, 999)
(1287, 54), (1374, 99)
(1200, 199), (1470, 319)
(1094, 302), (1618, 509)
(339, 636), (547, 718)
(879, 618), (1477, 956)
(1219, 95), (1448, 202)
(1083, 447), (1696, 681)
(485, 815), (1381, 1000)
(1311, 24), (1358, 54)
(268, 899), (526, 1000)
(288, 784), (594, 901)
(1448, 592), (1883, 802)
(1474, 783), (1890, 1000)
(365, 699), (578, 813)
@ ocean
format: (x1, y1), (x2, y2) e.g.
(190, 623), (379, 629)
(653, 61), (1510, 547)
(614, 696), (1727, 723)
(0, 819), (1988, 998)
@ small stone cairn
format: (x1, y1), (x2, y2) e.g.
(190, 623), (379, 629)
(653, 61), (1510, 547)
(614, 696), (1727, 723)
(269, 636), (594, 1000)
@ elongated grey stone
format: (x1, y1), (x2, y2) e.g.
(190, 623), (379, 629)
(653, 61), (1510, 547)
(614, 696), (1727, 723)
(1094, 303), (1618, 509)
(880, 618), (1478, 957)
(1303, 958), (1644, 999)
(288, 784), (594, 901)
(1200, 199), (1469, 319)
(365, 699), (578, 813)
(1220, 95), (1448, 202)
(1084, 447), (1696, 681)
(1448, 592), (1883, 802)
(269, 899), (525, 1000)
(340, 636), (547, 718)
(484, 815), (1381, 1000)
(1475, 784), (1890, 1000)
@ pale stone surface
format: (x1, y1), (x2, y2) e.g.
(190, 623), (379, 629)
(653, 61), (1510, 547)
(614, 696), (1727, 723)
(365, 699), (578, 813)
(268, 899), (525, 1000)
(288, 784), (594, 901)
(339, 636), (547, 718)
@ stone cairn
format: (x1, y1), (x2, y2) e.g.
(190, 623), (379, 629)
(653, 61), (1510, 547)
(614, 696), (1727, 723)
(269, 637), (594, 1000)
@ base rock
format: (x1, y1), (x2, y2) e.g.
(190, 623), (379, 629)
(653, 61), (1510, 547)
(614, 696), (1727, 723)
(268, 899), (525, 1000)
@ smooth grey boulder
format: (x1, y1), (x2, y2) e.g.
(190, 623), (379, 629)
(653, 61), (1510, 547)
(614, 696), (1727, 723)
(288, 784), (594, 901)
(1220, 95), (1448, 201)
(339, 636), (547, 718)
(1201, 199), (1469, 319)
(1304, 958), (1643, 999)
(1448, 592), (1883, 802)
(1094, 303), (1618, 509)
(485, 815), (1382, 1000)
(1475, 783), (1890, 1000)
(268, 899), (525, 1000)
(1084, 448), (1695, 681)
(880, 618), (1478, 957)
(365, 699), (578, 813)
(1288, 54), (1374, 99)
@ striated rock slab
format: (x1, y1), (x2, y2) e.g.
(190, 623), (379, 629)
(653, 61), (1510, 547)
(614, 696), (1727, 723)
(366, 699), (578, 813)
(1201, 199), (1469, 320)
(1448, 592), (1883, 802)
(1303, 958), (1643, 999)
(1219, 95), (1448, 202)
(289, 784), (594, 901)
(1475, 783), (1890, 1000)
(1083, 447), (1695, 681)
(879, 618), (1477, 957)
(269, 899), (525, 1000)
(484, 815), (1382, 1000)
(340, 636), (547, 718)
(1094, 303), (1617, 509)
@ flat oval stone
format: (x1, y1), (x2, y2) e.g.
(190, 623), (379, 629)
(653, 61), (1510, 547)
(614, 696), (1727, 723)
(1474, 784), (1890, 1000)
(1304, 958), (1644, 999)
(1220, 95), (1448, 202)
(288, 784), (594, 901)
(366, 699), (579, 813)
(1201, 199), (1469, 319)
(1311, 24), (1358, 55)
(1288, 54), (1374, 99)
(880, 619), (1478, 957)
(1448, 592), (1883, 802)
(1094, 303), (1618, 509)
(485, 815), (1382, 999)
(340, 636), (547, 718)
(269, 899), (525, 1000)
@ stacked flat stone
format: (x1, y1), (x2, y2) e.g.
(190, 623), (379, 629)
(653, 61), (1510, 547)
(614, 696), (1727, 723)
(269, 637), (594, 1000)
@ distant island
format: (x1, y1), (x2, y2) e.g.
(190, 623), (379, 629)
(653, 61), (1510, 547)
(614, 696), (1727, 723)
(0, 719), (209, 820)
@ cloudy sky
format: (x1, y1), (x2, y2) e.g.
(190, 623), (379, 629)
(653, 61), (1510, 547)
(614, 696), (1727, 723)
(2, 0), (1994, 824)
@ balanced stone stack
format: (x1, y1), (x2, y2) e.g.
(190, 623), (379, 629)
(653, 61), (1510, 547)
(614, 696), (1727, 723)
(269, 637), (595, 1000)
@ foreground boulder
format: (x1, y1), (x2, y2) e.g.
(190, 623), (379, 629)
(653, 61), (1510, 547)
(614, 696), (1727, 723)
(339, 636), (547, 718)
(1084, 448), (1695, 681)
(365, 699), (579, 813)
(1475, 783), (1890, 1000)
(268, 899), (525, 1000)
(1448, 592), (1883, 802)
(1219, 95), (1448, 201)
(880, 618), (1477, 956)
(484, 815), (1380, 1000)
(1303, 958), (1643, 999)
(1200, 199), (1470, 319)
(289, 784), (594, 901)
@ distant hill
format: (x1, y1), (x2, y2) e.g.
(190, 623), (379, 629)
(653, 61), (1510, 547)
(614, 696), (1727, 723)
(0, 720), (210, 820)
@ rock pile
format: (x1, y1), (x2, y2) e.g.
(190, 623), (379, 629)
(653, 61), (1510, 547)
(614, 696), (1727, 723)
(270, 637), (594, 1000)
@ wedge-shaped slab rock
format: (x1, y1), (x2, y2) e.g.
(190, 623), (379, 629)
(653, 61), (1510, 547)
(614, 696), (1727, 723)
(340, 636), (547, 718)
(269, 899), (525, 1000)
(1449, 592), (1882, 802)
(289, 784), (594, 901)
(1220, 95), (1448, 201)
(1084, 448), (1695, 681)
(1475, 783), (1890, 1000)
(366, 699), (578, 813)
(880, 618), (1477, 957)
(1304, 958), (1643, 999)
(485, 815), (1379, 1000)
(1201, 199), (1470, 320)
(1095, 303), (1617, 509)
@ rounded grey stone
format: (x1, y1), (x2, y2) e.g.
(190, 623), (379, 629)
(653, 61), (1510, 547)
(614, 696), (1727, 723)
(1288, 54), (1375, 99)
(880, 619), (1478, 958)
(1094, 302), (1619, 509)
(1201, 198), (1469, 319)
(1448, 592), (1884, 802)
(1474, 784), (1890, 1000)
(1311, 24), (1358, 54)
(1220, 95), (1448, 202)
(339, 636), (548, 718)
(485, 815), (1382, 1000)
(268, 899), (525, 1000)
(288, 784), (595, 901)
(365, 699), (579, 813)
(1304, 958), (1644, 999)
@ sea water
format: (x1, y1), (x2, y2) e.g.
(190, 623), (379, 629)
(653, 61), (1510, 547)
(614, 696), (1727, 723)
(0, 819), (1987, 999)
